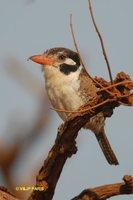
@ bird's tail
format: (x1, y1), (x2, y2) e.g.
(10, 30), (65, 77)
(95, 128), (119, 165)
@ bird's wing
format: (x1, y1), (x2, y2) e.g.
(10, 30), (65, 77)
(79, 68), (98, 101)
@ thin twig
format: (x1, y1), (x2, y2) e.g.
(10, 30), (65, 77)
(50, 89), (132, 113)
(50, 99), (111, 113)
(70, 14), (114, 96)
(99, 80), (133, 92)
(88, 0), (114, 85)
(70, 14), (93, 79)
(50, 78), (133, 114)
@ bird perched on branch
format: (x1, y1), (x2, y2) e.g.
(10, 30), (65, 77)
(29, 47), (119, 165)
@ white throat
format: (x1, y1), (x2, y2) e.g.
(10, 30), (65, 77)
(43, 64), (83, 120)
(44, 64), (83, 88)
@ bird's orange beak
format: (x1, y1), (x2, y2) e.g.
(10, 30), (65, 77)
(28, 54), (55, 65)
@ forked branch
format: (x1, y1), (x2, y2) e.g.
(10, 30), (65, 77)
(27, 72), (133, 200)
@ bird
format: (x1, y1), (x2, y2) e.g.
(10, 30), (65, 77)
(29, 47), (119, 165)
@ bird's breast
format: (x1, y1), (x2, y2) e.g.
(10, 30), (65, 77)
(44, 66), (105, 134)
(46, 75), (85, 120)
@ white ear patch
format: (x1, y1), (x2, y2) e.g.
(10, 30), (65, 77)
(64, 58), (76, 65)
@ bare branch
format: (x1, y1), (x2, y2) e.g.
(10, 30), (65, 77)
(88, 0), (113, 85)
(28, 72), (133, 200)
(50, 75), (133, 113)
(71, 175), (133, 200)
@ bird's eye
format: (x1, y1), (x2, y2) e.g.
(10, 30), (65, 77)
(58, 54), (66, 60)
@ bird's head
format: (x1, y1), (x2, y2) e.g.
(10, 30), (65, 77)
(29, 47), (81, 75)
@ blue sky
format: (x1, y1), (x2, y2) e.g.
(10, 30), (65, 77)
(0, 0), (133, 199)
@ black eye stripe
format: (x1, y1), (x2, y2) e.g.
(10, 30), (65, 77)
(68, 54), (80, 66)
(59, 64), (78, 75)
